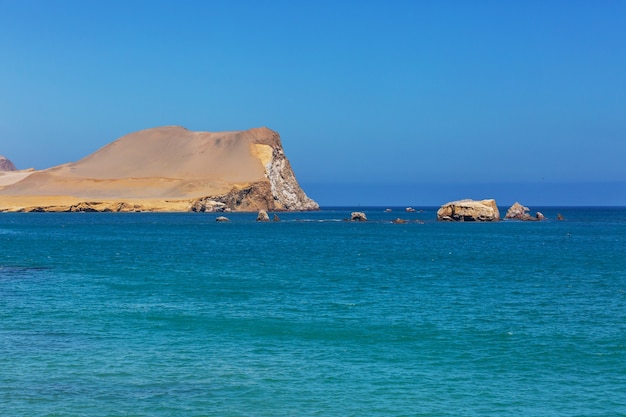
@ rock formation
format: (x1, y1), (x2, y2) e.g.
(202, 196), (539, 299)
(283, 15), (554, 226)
(437, 199), (500, 222)
(505, 202), (535, 221)
(0, 156), (16, 172)
(505, 202), (546, 221)
(351, 212), (367, 222)
(256, 210), (270, 222)
(0, 126), (319, 213)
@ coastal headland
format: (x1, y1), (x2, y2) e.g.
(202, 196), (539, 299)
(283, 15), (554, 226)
(0, 126), (319, 213)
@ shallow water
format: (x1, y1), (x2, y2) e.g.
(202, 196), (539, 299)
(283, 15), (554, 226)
(1, 208), (625, 416)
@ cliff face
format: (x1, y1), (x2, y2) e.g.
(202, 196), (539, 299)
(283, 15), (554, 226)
(248, 128), (318, 211)
(0, 126), (319, 212)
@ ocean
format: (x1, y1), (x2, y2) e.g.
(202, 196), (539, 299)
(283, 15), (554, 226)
(1, 207), (625, 416)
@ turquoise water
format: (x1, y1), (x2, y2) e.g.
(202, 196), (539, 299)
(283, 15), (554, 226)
(1, 208), (625, 416)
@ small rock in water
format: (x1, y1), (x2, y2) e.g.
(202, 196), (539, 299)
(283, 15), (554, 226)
(351, 212), (367, 222)
(256, 210), (270, 222)
(216, 216), (229, 222)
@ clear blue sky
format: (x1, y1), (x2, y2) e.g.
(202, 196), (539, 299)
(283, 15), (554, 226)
(1, 0), (625, 206)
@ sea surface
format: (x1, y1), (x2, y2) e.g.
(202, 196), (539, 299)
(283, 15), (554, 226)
(1, 207), (625, 416)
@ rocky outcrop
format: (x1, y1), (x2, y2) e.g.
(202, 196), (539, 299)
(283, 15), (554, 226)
(9, 201), (147, 213)
(437, 199), (500, 222)
(505, 202), (532, 220)
(189, 199), (228, 213)
(351, 212), (367, 222)
(0, 156), (16, 171)
(190, 182), (275, 213)
(505, 202), (540, 221)
(256, 210), (270, 222)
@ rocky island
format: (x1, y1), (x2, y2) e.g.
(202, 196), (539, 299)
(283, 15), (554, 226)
(0, 126), (318, 213)
(437, 199), (500, 222)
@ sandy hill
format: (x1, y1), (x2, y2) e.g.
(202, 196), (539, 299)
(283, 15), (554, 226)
(0, 126), (318, 212)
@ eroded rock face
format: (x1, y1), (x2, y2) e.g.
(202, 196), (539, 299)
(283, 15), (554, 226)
(255, 132), (319, 211)
(437, 199), (500, 222)
(0, 156), (16, 171)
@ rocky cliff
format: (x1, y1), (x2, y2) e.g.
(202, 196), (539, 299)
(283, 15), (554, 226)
(0, 126), (319, 212)
(0, 156), (16, 171)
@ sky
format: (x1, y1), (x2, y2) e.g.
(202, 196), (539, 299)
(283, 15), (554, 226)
(1, 0), (625, 206)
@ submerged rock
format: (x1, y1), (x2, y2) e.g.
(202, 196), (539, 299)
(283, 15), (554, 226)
(437, 199), (500, 222)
